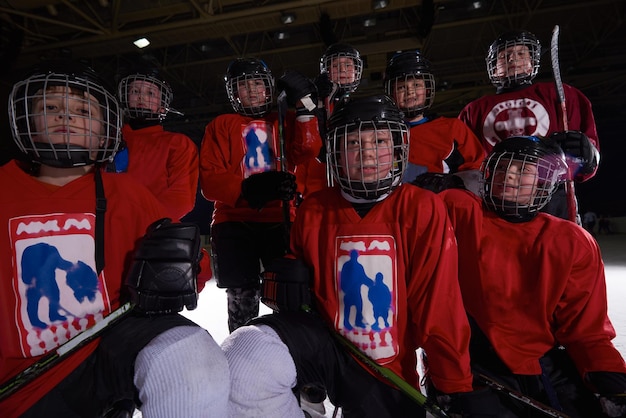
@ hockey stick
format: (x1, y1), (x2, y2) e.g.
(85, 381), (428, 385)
(332, 331), (450, 418)
(477, 373), (571, 418)
(276, 90), (292, 249)
(550, 25), (578, 223)
(0, 302), (133, 401)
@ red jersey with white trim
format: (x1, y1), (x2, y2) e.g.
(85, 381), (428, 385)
(199, 111), (322, 225)
(458, 82), (599, 181)
(440, 189), (626, 376)
(0, 161), (169, 417)
(407, 116), (485, 174)
(291, 184), (473, 394)
(122, 124), (199, 220)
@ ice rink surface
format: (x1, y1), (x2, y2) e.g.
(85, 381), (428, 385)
(181, 233), (626, 417)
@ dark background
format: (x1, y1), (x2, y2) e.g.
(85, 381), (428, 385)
(1, 0), (624, 222)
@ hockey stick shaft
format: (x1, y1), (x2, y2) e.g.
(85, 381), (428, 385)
(276, 90), (292, 249)
(477, 373), (571, 418)
(550, 25), (578, 223)
(332, 331), (450, 417)
(0, 302), (133, 401)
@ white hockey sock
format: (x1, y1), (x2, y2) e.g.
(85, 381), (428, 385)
(221, 324), (305, 418)
(134, 325), (230, 418)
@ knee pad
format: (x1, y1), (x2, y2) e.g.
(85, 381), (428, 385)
(222, 324), (304, 417)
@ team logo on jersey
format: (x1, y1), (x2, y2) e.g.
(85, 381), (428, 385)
(9, 213), (110, 357)
(335, 235), (398, 363)
(483, 98), (550, 148)
(241, 120), (276, 177)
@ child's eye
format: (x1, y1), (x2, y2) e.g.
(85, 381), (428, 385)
(45, 104), (58, 111)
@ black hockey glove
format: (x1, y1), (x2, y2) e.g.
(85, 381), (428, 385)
(438, 388), (501, 418)
(411, 172), (466, 194)
(277, 70), (317, 113)
(241, 171), (297, 210)
(550, 130), (599, 180)
(587, 371), (626, 418)
(125, 218), (202, 315)
(313, 72), (335, 100)
(261, 255), (312, 313)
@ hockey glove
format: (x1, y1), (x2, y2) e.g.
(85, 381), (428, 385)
(261, 255), (312, 313)
(550, 130), (599, 181)
(313, 72), (335, 100)
(241, 171), (297, 210)
(438, 388), (501, 418)
(277, 70), (318, 113)
(125, 218), (202, 315)
(411, 172), (466, 194)
(587, 371), (626, 418)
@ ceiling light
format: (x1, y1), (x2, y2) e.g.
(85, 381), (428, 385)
(372, 0), (389, 10)
(363, 18), (377, 27)
(133, 37), (150, 49)
(471, 1), (483, 9)
(280, 12), (296, 25)
(275, 31), (290, 41)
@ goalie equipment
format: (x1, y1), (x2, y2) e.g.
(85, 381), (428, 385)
(126, 218), (202, 314)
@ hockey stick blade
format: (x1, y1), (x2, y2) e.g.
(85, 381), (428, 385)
(0, 302), (133, 401)
(477, 373), (571, 418)
(332, 331), (450, 418)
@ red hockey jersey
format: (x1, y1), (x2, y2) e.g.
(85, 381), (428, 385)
(458, 82), (599, 181)
(0, 161), (169, 417)
(291, 184), (474, 394)
(122, 124), (199, 220)
(200, 112), (322, 225)
(440, 189), (626, 376)
(407, 116), (485, 174)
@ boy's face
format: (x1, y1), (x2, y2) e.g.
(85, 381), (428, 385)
(392, 77), (427, 110)
(127, 80), (162, 113)
(32, 85), (103, 149)
(329, 56), (357, 86)
(495, 44), (533, 78)
(491, 158), (538, 205)
(340, 128), (394, 182)
(237, 78), (267, 108)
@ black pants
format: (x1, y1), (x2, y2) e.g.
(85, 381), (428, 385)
(250, 311), (426, 418)
(211, 221), (289, 331)
(22, 313), (196, 418)
(468, 317), (603, 417)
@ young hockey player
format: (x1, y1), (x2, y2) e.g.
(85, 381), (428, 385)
(0, 61), (228, 418)
(116, 67), (199, 220)
(296, 43), (365, 199)
(439, 135), (626, 417)
(458, 30), (599, 220)
(199, 57), (322, 332)
(221, 94), (499, 418)
(384, 50), (485, 193)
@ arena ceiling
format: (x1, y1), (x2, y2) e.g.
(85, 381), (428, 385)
(0, 0), (625, 139)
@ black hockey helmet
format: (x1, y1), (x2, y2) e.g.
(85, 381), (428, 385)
(383, 50), (436, 118)
(486, 30), (541, 89)
(224, 57), (275, 117)
(481, 135), (567, 222)
(326, 94), (409, 200)
(320, 43), (363, 93)
(118, 65), (175, 122)
(8, 60), (121, 168)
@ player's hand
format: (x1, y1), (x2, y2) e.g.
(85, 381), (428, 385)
(411, 172), (466, 193)
(241, 171), (297, 210)
(313, 72), (335, 100)
(277, 70), (317, 111)
(550, 130), (599, 180)
(587, 371), (626, 417)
